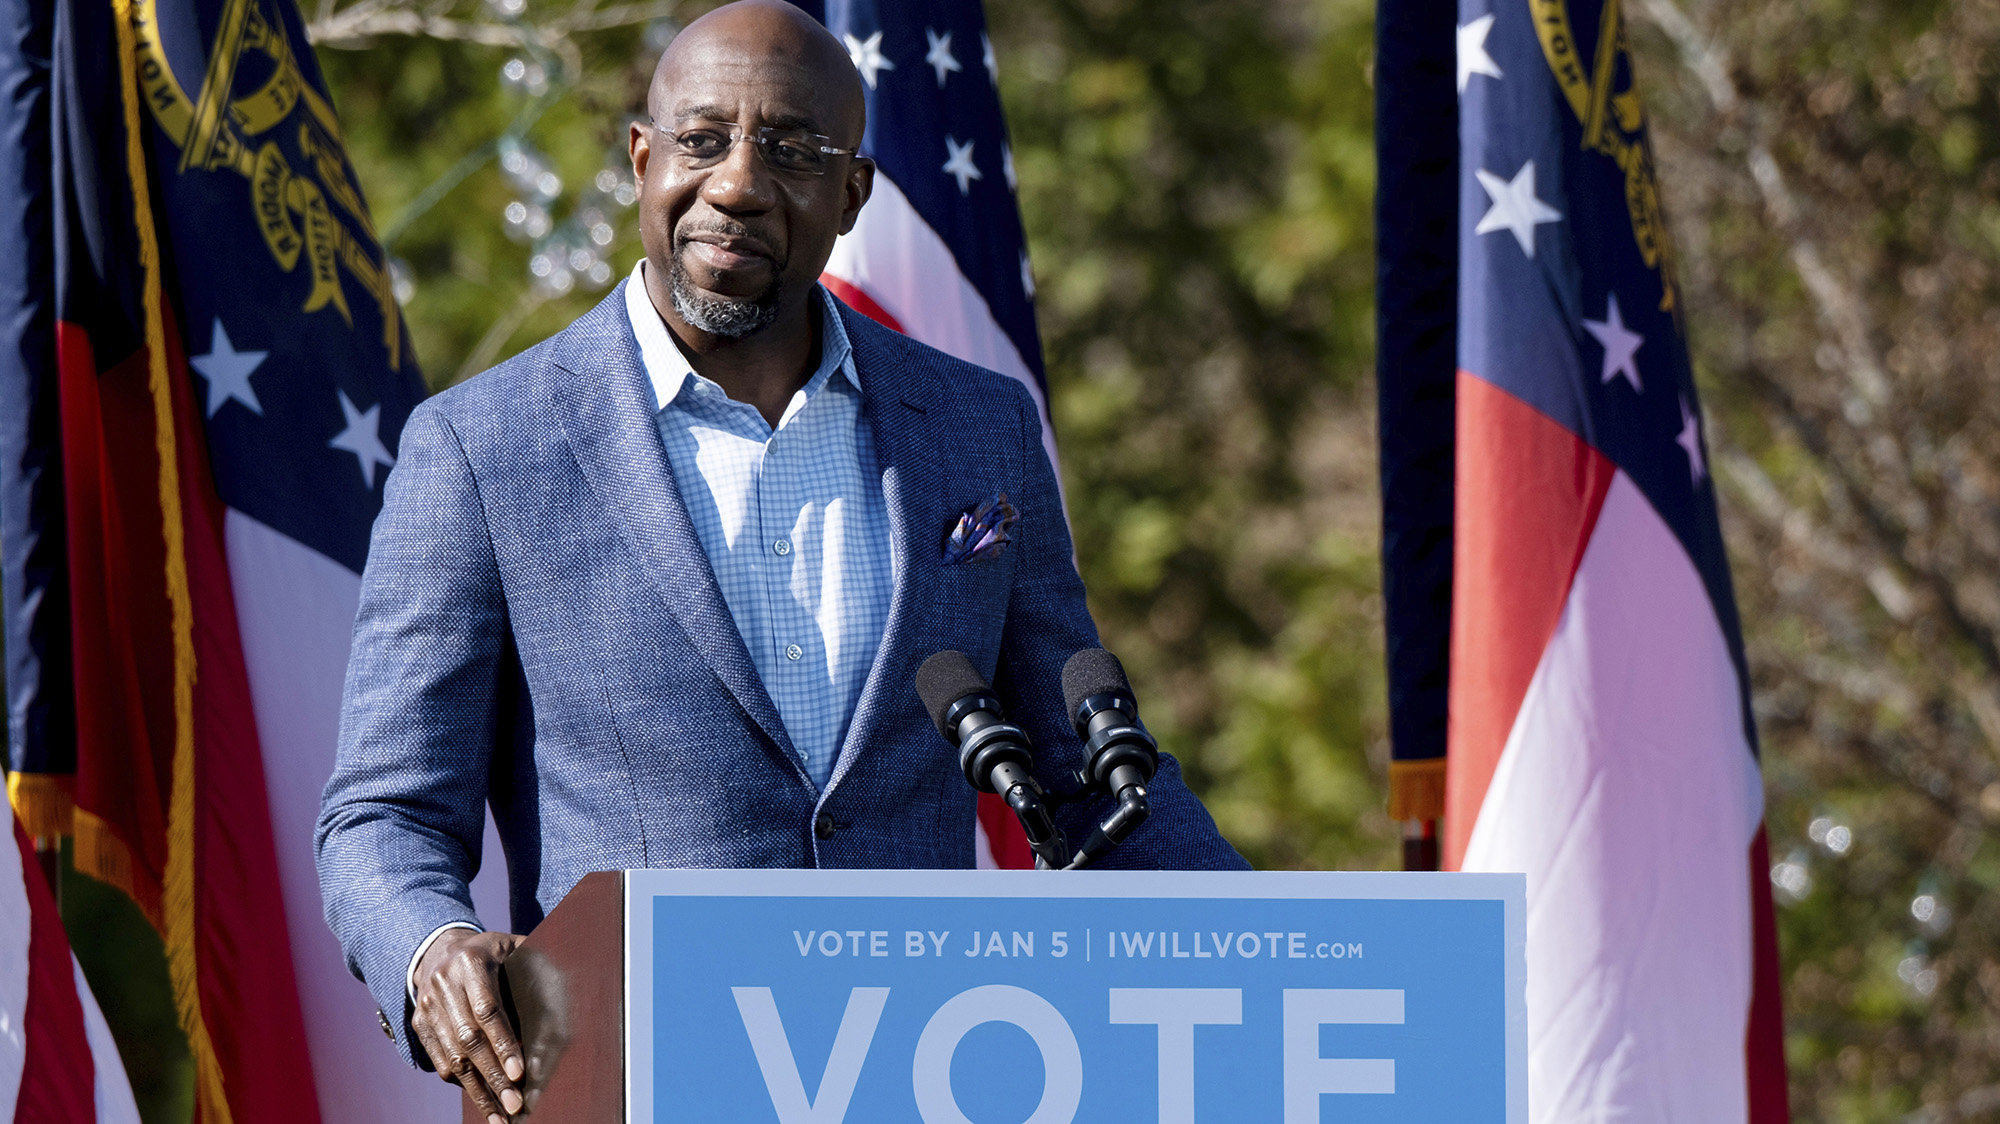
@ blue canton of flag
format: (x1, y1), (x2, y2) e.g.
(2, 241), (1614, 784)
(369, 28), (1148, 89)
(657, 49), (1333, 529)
(1457, 0), (1735, 633)
(140, 0), (426, 571)
(815, 0), (1048, 405)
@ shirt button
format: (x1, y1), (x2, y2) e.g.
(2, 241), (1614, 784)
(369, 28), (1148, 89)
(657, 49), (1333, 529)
(774, 539), (792, 556)
(815, 813), (837, 840)
(786, 644), (803, 661)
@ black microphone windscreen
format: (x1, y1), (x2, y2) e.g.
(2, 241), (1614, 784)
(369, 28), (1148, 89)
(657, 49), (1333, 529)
(916, 650), (990, 737)
(1062, 648), (1132, 720)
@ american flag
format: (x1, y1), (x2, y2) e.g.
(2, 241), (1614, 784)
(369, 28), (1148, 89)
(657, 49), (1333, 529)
(811, 0), (1050, 869)
(1378, 0), (1788, 1119)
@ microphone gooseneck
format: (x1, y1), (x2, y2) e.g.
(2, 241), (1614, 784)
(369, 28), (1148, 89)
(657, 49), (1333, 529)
(1059, 648), (1160, 869)
(916, 651), (1071, 870)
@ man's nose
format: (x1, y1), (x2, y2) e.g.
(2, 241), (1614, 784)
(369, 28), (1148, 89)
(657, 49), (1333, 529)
(700, 137), (778, 213)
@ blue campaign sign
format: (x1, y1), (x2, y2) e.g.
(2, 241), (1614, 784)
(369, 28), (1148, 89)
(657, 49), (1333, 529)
(626, 870), (1525, 1124)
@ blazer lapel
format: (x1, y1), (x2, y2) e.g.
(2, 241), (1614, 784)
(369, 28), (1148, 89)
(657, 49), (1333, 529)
(549, 286), (800, 769)
(826, 304), (946, 792)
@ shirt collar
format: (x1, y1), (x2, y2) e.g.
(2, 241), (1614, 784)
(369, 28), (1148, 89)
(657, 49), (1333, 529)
(623, 258), (859, 413)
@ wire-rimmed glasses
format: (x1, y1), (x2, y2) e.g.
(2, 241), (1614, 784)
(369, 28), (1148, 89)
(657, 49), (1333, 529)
(651, 119), (859, 177)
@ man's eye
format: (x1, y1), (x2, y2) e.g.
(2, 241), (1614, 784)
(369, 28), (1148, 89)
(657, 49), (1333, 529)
(770, 141), (819, 166)
(678, 131), (727, 156)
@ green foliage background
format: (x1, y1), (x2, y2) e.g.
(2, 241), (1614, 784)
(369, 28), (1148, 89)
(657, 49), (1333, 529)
(52, 0), (2000, 1120)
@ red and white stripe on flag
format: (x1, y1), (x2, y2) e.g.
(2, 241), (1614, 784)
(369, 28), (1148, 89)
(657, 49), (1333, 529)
(1445, 376), (1785, 1122)
(222, 511), (513, 1123)
(822, 175), (1057, 472)
(2, 804), (141, 1124)
(823, 174), (1049, 871)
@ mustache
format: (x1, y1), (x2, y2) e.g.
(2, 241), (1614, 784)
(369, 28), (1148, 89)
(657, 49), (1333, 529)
(674, 219), (782, 259)
(674, 219), (754, 241)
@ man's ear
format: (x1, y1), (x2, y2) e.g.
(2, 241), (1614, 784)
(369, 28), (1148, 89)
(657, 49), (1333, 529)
(630, 120), (652, 183)
(838, 157), (876, 236)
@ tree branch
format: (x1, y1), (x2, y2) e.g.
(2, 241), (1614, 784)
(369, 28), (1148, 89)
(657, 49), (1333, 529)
(305, 0), (673, 51)
(1900, 1080), (2000, 1123)
(307, 8), (536, 48)
(1636, 0), (2000, 692)
(1633, 0), (1893, 419)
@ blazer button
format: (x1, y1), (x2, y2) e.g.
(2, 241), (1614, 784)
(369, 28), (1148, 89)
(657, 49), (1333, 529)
(378, 1009), (394, 1040)
(815, 813), (837, 840)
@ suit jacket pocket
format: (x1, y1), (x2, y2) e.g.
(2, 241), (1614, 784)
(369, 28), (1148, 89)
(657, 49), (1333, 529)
(932, 549), (1014, 657)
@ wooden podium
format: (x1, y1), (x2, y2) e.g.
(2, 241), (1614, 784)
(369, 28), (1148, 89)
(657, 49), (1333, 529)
(462, 871), (625, 1123)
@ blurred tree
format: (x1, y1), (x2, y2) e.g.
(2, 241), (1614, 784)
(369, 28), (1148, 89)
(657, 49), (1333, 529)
(986, 0), (1392, 872)
(307, 0), (671, 384)
(1629, 0), (2000, 1117)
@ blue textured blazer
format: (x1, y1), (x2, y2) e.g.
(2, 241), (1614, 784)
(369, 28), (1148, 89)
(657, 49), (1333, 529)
(316, 284), (1249, 1064)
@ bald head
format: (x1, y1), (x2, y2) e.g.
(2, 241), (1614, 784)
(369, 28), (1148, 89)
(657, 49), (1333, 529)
(628, 0), (874, 351)
(649, 0), (865, 142)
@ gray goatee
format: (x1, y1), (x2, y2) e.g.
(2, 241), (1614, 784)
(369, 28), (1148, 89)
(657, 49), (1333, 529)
(669, 245), (782, 338)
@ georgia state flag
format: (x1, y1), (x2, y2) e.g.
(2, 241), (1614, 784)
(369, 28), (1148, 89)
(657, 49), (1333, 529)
(1442, 2), (1789, 1121)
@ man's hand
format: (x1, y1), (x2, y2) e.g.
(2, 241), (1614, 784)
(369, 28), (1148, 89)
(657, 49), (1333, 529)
(413, 929), (526, 1123)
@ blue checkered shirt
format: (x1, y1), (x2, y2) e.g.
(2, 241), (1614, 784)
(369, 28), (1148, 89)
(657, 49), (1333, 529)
(623, 262), (892, 788)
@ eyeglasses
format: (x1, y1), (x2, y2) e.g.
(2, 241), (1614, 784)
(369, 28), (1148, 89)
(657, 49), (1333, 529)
(651, 120), (858, 177)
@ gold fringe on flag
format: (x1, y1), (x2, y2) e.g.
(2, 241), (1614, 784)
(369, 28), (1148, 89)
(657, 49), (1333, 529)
(107, 0), (234, 1120)
(9, 773), (163, 930)
(75, 805), (160, 926)
(5, 771), (75, 840)
(1387, 757), (1447, 821)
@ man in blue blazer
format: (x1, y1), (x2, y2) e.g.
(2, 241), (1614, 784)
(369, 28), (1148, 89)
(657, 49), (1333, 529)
(315, 2), (1246, 1116)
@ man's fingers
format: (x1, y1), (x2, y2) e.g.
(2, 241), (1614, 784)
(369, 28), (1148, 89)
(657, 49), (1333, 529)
(433, 1010), (503, 1120)
(445, 978), (522, 1115)
(450, 1046), (505, 1122)
(459, 1023), (522, 1116)
(410, 1013), (459, 1085)
(478, 933), (528, 1085)
(409, 930), (530, 1118)
(471, 981), (525, 1088)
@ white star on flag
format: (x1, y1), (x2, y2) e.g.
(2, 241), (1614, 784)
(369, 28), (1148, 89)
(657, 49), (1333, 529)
(942, 136), (982, 195)
(1002, 142), (1016, 191)
(1474, 160), (1562, 257)
(1020, 250), (1035, 299)
(189, 317), (268, 417)
(1676, 394), (1707, 486)
(982, 32), (998, 85)
(844, 31), (894, 89)
(1583, 293), (1644, 392)
(924, 28), (961, 87)
(329, 389), (396, 489)
(1457, 14), (1503, 94)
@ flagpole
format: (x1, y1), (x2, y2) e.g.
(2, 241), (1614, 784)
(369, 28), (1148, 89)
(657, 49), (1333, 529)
(1401, 819), (1439, 872)
(1374, 0), (1457, 875)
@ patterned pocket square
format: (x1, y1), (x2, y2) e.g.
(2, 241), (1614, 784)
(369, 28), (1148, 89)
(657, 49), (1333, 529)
(943, 493), (1017, 564)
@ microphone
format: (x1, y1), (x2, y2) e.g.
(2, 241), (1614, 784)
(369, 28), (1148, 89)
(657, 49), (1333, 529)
(916, 651), (1070, 870)
(1059, 648), (1159, 869)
